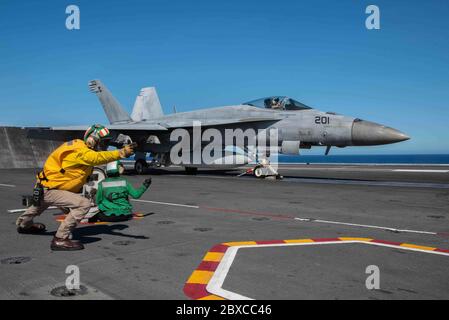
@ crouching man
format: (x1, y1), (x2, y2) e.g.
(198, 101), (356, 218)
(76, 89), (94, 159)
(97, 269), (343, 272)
(15, 124), (136, 251)
(94, 160), (151, 222)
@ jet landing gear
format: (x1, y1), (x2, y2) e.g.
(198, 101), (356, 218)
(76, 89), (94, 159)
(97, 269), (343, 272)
(134, 159), (163, 174)
(134, 152), (170, 174)
(133, 151), (149, 175)
(239, 159), (283, 180)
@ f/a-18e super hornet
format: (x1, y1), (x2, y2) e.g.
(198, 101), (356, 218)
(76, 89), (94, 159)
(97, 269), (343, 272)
(28, 79), (410, 176)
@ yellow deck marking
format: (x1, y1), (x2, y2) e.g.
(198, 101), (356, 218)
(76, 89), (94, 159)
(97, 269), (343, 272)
(339, 237), (373, 242)
(400, 243), (436, 251)
(199, 295), (225, 300)
(224, 241), (257, 246)
(187, 270), (214, 284)
(284, 239), (314, 244)
(203, 252), (224, 262)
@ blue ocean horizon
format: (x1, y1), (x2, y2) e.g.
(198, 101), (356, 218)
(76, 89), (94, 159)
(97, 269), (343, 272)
(133, 154), (449, 165)
(277, 154), (449, 165)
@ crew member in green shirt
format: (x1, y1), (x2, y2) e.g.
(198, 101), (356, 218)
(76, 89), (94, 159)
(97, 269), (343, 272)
(95, 160), (151, 222)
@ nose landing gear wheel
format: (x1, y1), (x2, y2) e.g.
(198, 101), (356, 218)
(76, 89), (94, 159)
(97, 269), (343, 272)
(254, 167), (264, 178)
(251, 163), (283, 179)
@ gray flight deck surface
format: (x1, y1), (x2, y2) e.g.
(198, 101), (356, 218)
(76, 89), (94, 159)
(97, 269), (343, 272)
(1, 164), (448, 300)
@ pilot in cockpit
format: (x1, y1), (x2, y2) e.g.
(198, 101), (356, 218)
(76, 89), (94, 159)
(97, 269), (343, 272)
(271, 97), (282, 110)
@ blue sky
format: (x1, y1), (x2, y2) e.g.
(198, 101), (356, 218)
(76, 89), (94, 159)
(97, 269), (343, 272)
(0, 0), (448, 154)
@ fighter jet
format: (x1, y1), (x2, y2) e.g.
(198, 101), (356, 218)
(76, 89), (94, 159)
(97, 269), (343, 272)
(28, 79), (410, 175)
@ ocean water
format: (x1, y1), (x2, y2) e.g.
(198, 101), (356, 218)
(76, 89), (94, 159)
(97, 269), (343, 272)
(277, 154), (449, 165)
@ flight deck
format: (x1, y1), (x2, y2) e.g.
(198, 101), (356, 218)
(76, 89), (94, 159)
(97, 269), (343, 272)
(1, 164), (448, 300)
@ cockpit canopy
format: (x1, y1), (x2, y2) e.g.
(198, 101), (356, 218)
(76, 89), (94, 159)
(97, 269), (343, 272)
(243, 96), (312, 111)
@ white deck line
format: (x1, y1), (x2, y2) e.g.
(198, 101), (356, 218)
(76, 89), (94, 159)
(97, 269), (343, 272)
(130, 199), (438, 236)
(131, 199), (199, 209)
(207, 246), (252, 300)
(7, 206), (59, 213)
(0, 183), (16, 188)
(206, 241), (449, 300)
(295, 218), (437, 235)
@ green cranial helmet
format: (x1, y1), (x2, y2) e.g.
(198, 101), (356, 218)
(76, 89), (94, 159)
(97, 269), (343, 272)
(106, 160), (122, 176)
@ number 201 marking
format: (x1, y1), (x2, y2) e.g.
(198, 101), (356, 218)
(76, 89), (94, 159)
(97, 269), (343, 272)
(315, 116), (330, 124)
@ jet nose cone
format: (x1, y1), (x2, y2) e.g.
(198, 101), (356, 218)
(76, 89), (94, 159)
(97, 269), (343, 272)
(352, 120), (410, 146)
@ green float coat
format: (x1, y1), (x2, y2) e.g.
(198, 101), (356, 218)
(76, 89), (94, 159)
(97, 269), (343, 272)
(96, 176), (148, 216)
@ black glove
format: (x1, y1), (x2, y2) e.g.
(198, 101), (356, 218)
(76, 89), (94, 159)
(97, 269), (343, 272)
(143, 178), (152, 188)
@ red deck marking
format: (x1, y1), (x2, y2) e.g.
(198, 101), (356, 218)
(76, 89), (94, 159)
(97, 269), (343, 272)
(209, 244), (230, 253)
(255, 240), (286, 245)
(370, 239), (402, 246)
(311, 238), (342, 242)
(197, 261), (220, 272)
(434, 248), (449, 253)
(183, 283), (209, 300)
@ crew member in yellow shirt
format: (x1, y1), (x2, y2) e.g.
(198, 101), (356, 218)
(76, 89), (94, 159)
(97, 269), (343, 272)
(16, 124), (136, 251)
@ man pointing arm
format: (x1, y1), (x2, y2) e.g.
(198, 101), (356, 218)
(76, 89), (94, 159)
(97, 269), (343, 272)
(16, 124), (136, 251)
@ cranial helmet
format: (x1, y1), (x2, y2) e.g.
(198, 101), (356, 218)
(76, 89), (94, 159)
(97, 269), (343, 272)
(84, 124), (111, 143)
(84, 124), (111, 149)
(106, 160), (123, 176)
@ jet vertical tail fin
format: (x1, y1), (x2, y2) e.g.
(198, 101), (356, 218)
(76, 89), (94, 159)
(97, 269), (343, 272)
(88, 79), (132, 124)
(131, 87), (164, 122)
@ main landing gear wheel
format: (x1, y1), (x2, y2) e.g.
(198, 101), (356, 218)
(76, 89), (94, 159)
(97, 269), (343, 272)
(134, 159), (148, 175)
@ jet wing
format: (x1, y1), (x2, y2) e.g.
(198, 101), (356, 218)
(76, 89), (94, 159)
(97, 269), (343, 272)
(162, 117), (282, 129)
(51, 124), (168, 131)
(26, 123), (168, 141)
(26, 117), (281, 141)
